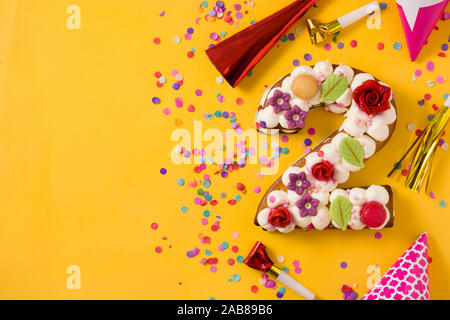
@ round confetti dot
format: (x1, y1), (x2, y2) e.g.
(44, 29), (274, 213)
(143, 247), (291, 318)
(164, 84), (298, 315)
(324, 43), (331, 51)
(426, 61), (434, 72)
(154, 71), (162, 78)
(276, 292), (283, 299)
(293, 59), (300, 66)
(181, 206), (188, 213)
(232, 231), (240, 239)
(195, 89), (203, 96)
(307, 128), (315, 135)
(155, 246), (162, 253)
(424, 93), (432, 100)
(172, 83), (180, 90)
(251, 285), (259, 293)
(377, 42), (384, 50)
(337, 42), (344, 49)
(379, 2), (387, 9)
(304, 53), (312, 61)
(177, 178), (185, 186)
(232, 274), (241, 281)
(163, 108), (171, 115)
(153, 37), (161, 45)
(442, 43), (449, 51)
(216, 76), (224, 84)
(152, 97), (160, 104)
(174, 98), (183, 108)
(350, 40), (357, 47)
(340, 262), (348, 269)
(375, 232), (382, 239)
(151, 222), (158, 230)
(279, 287), (286, 294)
(187, 27), (194, 34)
(227, 258), (235, 266)
(407, 123), (415, 131)
(439, 200), (447, 208)
(221, 242), (229, 249)
(236, 255), (244, 263)
(172, 36), (181, 44)
(187, 51), (194, 58)
(236, 98), (244, 105)
(281, 135), (289, 143)
(187, 104), (195, 112)
(276, 256), (285, 263)
(393, 42), (402, 50)
(160, 168), (167, 175)
(415, 69), (422, 77)
(210, 266), (217, 273)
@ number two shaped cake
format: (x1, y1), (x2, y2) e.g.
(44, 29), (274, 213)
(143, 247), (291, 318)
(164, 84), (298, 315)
(254, 61), (397, 233)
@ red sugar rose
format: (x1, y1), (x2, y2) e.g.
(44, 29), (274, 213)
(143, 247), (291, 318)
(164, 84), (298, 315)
(268, 206), (291, 228)
(353, 80), (391, 116)
(311, 160), (334, 182)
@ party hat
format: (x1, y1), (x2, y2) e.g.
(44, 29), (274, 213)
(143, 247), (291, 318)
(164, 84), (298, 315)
(396, 0), (449, 61)
(205, 0), (317, 87)
(361, 232), (430, 300)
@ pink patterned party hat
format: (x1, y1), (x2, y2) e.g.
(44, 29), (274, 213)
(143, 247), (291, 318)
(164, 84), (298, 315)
(361, 232), (430, 300)
(396, 0), (449, 61)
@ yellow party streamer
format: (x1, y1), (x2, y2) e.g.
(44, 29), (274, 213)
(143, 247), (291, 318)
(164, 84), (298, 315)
(405, 103), (449, 192)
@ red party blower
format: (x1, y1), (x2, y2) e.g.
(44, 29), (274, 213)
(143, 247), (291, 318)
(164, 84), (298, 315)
(244, 241), (316, 300)
(205, 0), (318, 88)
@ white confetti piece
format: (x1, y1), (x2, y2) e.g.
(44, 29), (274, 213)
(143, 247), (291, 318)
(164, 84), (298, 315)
(173, 36), (181, 44)
(295, 27), (304, 35)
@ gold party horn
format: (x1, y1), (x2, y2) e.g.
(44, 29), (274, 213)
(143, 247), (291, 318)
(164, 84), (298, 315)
(405, 103), (450, 192)
(307, 1), (379, 44)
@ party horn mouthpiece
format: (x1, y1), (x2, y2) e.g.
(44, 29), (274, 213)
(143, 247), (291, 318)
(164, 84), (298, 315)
(307, 1), (380, 45)
(244, 241), (316, 300)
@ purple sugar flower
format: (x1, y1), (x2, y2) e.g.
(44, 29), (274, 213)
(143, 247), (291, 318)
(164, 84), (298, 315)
(267, 89), (291, 114)
(284, 106), (308, 129)
(287, 172), (310, 196)
(295, 193), (319, 217)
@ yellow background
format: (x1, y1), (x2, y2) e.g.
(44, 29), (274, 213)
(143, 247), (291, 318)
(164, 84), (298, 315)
(0, 0), (449, 299)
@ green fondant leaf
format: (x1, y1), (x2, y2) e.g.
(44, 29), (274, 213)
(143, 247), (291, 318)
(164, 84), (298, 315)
(330, 196), (353, 231)
(339, 137), (365, 168)
(320, 74), (348, 102)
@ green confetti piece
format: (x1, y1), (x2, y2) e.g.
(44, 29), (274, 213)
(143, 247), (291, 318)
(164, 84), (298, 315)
(330, 196), (353, 230)
(320, 74), (348, 102)
(339, 137), (365, 168)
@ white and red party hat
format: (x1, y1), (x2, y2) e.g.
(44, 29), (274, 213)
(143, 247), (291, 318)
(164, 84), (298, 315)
(396, 0), (449, 61)
(361, 232), (430, 300)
